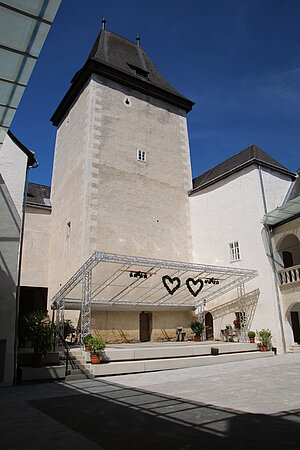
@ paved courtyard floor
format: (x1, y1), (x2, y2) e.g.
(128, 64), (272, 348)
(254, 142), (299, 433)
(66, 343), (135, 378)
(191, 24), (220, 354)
(0, 353), (299, 449)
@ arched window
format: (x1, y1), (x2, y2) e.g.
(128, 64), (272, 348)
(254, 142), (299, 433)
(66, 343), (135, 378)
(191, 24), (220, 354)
(277, 234), (300, 268)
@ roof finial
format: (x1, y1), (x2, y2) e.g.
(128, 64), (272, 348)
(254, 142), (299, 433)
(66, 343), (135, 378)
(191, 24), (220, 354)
(102, 18), (106, 30)
(136, 35), (140, 47)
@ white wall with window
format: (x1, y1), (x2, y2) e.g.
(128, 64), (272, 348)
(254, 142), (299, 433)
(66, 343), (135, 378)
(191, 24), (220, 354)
(189, 164), (293, 353)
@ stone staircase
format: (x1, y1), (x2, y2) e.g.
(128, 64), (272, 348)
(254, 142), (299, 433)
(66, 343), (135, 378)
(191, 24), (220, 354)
(289, 344), (300, 353)
(69, 341), (274, 378)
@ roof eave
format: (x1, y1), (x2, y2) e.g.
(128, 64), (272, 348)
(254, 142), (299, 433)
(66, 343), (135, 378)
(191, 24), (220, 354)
(7, 130), (38, 167)
(51, 60), (194, 126)
(189, 159), (296, 196)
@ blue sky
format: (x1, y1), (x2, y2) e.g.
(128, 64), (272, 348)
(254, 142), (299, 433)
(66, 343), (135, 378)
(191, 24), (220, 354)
(10, 0), (300, 185)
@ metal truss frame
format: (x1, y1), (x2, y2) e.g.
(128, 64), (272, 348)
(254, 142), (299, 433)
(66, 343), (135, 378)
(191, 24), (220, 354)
(209, 288), (260, 342)
(81, 271), (92, 348)
(51, 251), (258, 339)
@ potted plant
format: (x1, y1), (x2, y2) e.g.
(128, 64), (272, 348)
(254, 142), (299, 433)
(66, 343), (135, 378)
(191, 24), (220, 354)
(256, 329), (272, 351)
(190, 320), (204, 341)
(64, 319), (76, 342)
(211, 347), (219, 355)
(23, 311), (55, 367)
(89, 337), (106, 364)
(248, 331), (255, 343)
(83, 334), (92, 351)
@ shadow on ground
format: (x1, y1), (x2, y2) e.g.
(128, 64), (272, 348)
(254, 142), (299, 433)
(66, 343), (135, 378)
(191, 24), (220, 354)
(28, 379), (300, 450)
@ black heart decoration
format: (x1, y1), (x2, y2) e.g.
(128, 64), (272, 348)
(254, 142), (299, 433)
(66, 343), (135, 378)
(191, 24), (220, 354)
(162, 275), (181, 295)
(186, 278), (204, 297)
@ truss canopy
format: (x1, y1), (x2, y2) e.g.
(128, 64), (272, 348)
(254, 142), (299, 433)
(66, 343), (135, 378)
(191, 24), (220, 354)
(51, 251), (258, 311)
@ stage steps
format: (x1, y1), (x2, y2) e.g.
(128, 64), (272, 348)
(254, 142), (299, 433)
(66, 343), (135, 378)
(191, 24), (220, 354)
(69, 342), (274, 378)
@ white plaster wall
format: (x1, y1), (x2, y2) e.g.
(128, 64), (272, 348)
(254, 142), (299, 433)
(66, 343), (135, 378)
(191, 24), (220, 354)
(21, 206), (51, 287)
(0, 133), (27, 218)
(0, 135), (27, 385)
(190, 165), (292, 352)
(49, 75), (193, 303)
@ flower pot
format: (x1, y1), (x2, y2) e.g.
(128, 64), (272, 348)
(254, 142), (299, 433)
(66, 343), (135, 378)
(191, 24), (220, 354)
(194, 335), (201, 342)
(90, 354), (101, 364)
(259, 345), (267, 352)
(249, 337), (255, 343)
(211, 348), (219, 355)
(32, 354), (44, 368)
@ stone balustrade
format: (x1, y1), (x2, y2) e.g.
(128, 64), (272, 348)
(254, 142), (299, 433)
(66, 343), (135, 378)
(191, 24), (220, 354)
(278, 264), (300, 285)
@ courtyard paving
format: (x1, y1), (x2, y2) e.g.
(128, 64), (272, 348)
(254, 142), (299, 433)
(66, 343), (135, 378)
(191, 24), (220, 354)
(0, 353), (299, 449)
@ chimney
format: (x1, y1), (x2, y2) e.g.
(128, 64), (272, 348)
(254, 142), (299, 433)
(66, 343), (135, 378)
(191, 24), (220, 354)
(102, 18), (106, 30)
(136, 35), (140, 47)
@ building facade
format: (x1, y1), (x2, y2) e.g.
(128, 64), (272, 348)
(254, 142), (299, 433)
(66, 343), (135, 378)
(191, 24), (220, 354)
(19, 26), (300, 352)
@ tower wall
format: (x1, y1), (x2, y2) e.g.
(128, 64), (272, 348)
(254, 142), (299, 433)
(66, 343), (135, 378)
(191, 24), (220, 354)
(48, 74), (193, 302)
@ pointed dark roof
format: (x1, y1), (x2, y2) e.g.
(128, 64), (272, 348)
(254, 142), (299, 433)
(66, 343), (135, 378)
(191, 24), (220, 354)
(288, 169), (300, 200)
(190, 144), (296, 194)
(27, 182), (51, 208)
(51, 29), (194, 126)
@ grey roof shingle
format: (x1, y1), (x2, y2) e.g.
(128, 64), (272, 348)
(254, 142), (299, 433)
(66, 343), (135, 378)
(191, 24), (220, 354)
(27, 182), (51, 208)
(51, 29), (194, 126)
(191, 144), (296, 194)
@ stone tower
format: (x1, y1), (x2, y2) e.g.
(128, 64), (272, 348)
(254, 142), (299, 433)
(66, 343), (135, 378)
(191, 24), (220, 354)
(48, 26), (194, 301)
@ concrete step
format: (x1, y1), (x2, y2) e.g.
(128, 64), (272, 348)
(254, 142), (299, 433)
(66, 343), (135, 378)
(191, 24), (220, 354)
(20, 365), (65, 381)
(289, 344), (300, 353)
(71, 342), (258, 364)
(89, 350), (274, 377)
(65, 373), (88, 381)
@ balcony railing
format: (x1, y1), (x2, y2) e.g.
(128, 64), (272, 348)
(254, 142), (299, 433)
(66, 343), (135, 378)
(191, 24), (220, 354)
(278, 264), (300, 285)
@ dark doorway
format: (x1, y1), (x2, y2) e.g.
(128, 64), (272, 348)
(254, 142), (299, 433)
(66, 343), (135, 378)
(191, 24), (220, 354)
(283, 251), (294, 268)
(140, 312), (151, 342)
(291, 311), (300, 344)
(205, 312), (214, 340)
(19, 286), (48, 316)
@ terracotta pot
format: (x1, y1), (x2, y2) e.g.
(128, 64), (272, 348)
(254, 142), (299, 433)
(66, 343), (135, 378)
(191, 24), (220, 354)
(259, 345), (267, 352)
(249, 337), (255, 343)
(194, 335), (201, 342)
(32, 354), (44, 368)
(211, 348), (219, 355)
(90, 354), (101, 364)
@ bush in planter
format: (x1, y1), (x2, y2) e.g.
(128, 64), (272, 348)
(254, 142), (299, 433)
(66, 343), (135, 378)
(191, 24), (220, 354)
(256, 329), (272, 350)
(83, 334), (92, 350)
(23, 311), (55, 367)
(211, 347), (219, 355)
(248, 331), (256, 342)
(89, 337), (106, 364)
(190, 320), (204, 340)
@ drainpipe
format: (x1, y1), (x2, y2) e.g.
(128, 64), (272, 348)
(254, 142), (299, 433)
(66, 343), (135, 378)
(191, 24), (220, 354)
(258, 165), (287, 353)
(13, 158), (39, 384)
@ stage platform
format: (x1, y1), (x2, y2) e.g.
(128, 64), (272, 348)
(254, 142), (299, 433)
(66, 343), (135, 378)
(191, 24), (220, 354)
(70, 341), (274, 378)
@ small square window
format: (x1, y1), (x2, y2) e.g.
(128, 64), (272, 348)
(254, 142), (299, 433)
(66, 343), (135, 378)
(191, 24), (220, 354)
(229, 241), (241, 261)
(137, 149), (146, 163)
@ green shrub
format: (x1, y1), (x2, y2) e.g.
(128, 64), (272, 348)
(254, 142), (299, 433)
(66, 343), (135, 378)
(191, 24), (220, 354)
(190, 320), (204, 336)
(83, 334), (92, 345)
(63, 319), (76, 340)
(256, 329), (272, 346)
(89, 337), (106, 355)
(23, 311), (55, 356)
(248, 331), (255, 338)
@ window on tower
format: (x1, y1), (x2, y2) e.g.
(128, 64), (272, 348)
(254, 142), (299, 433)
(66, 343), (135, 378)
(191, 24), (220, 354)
(137, 149), (146, 163)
